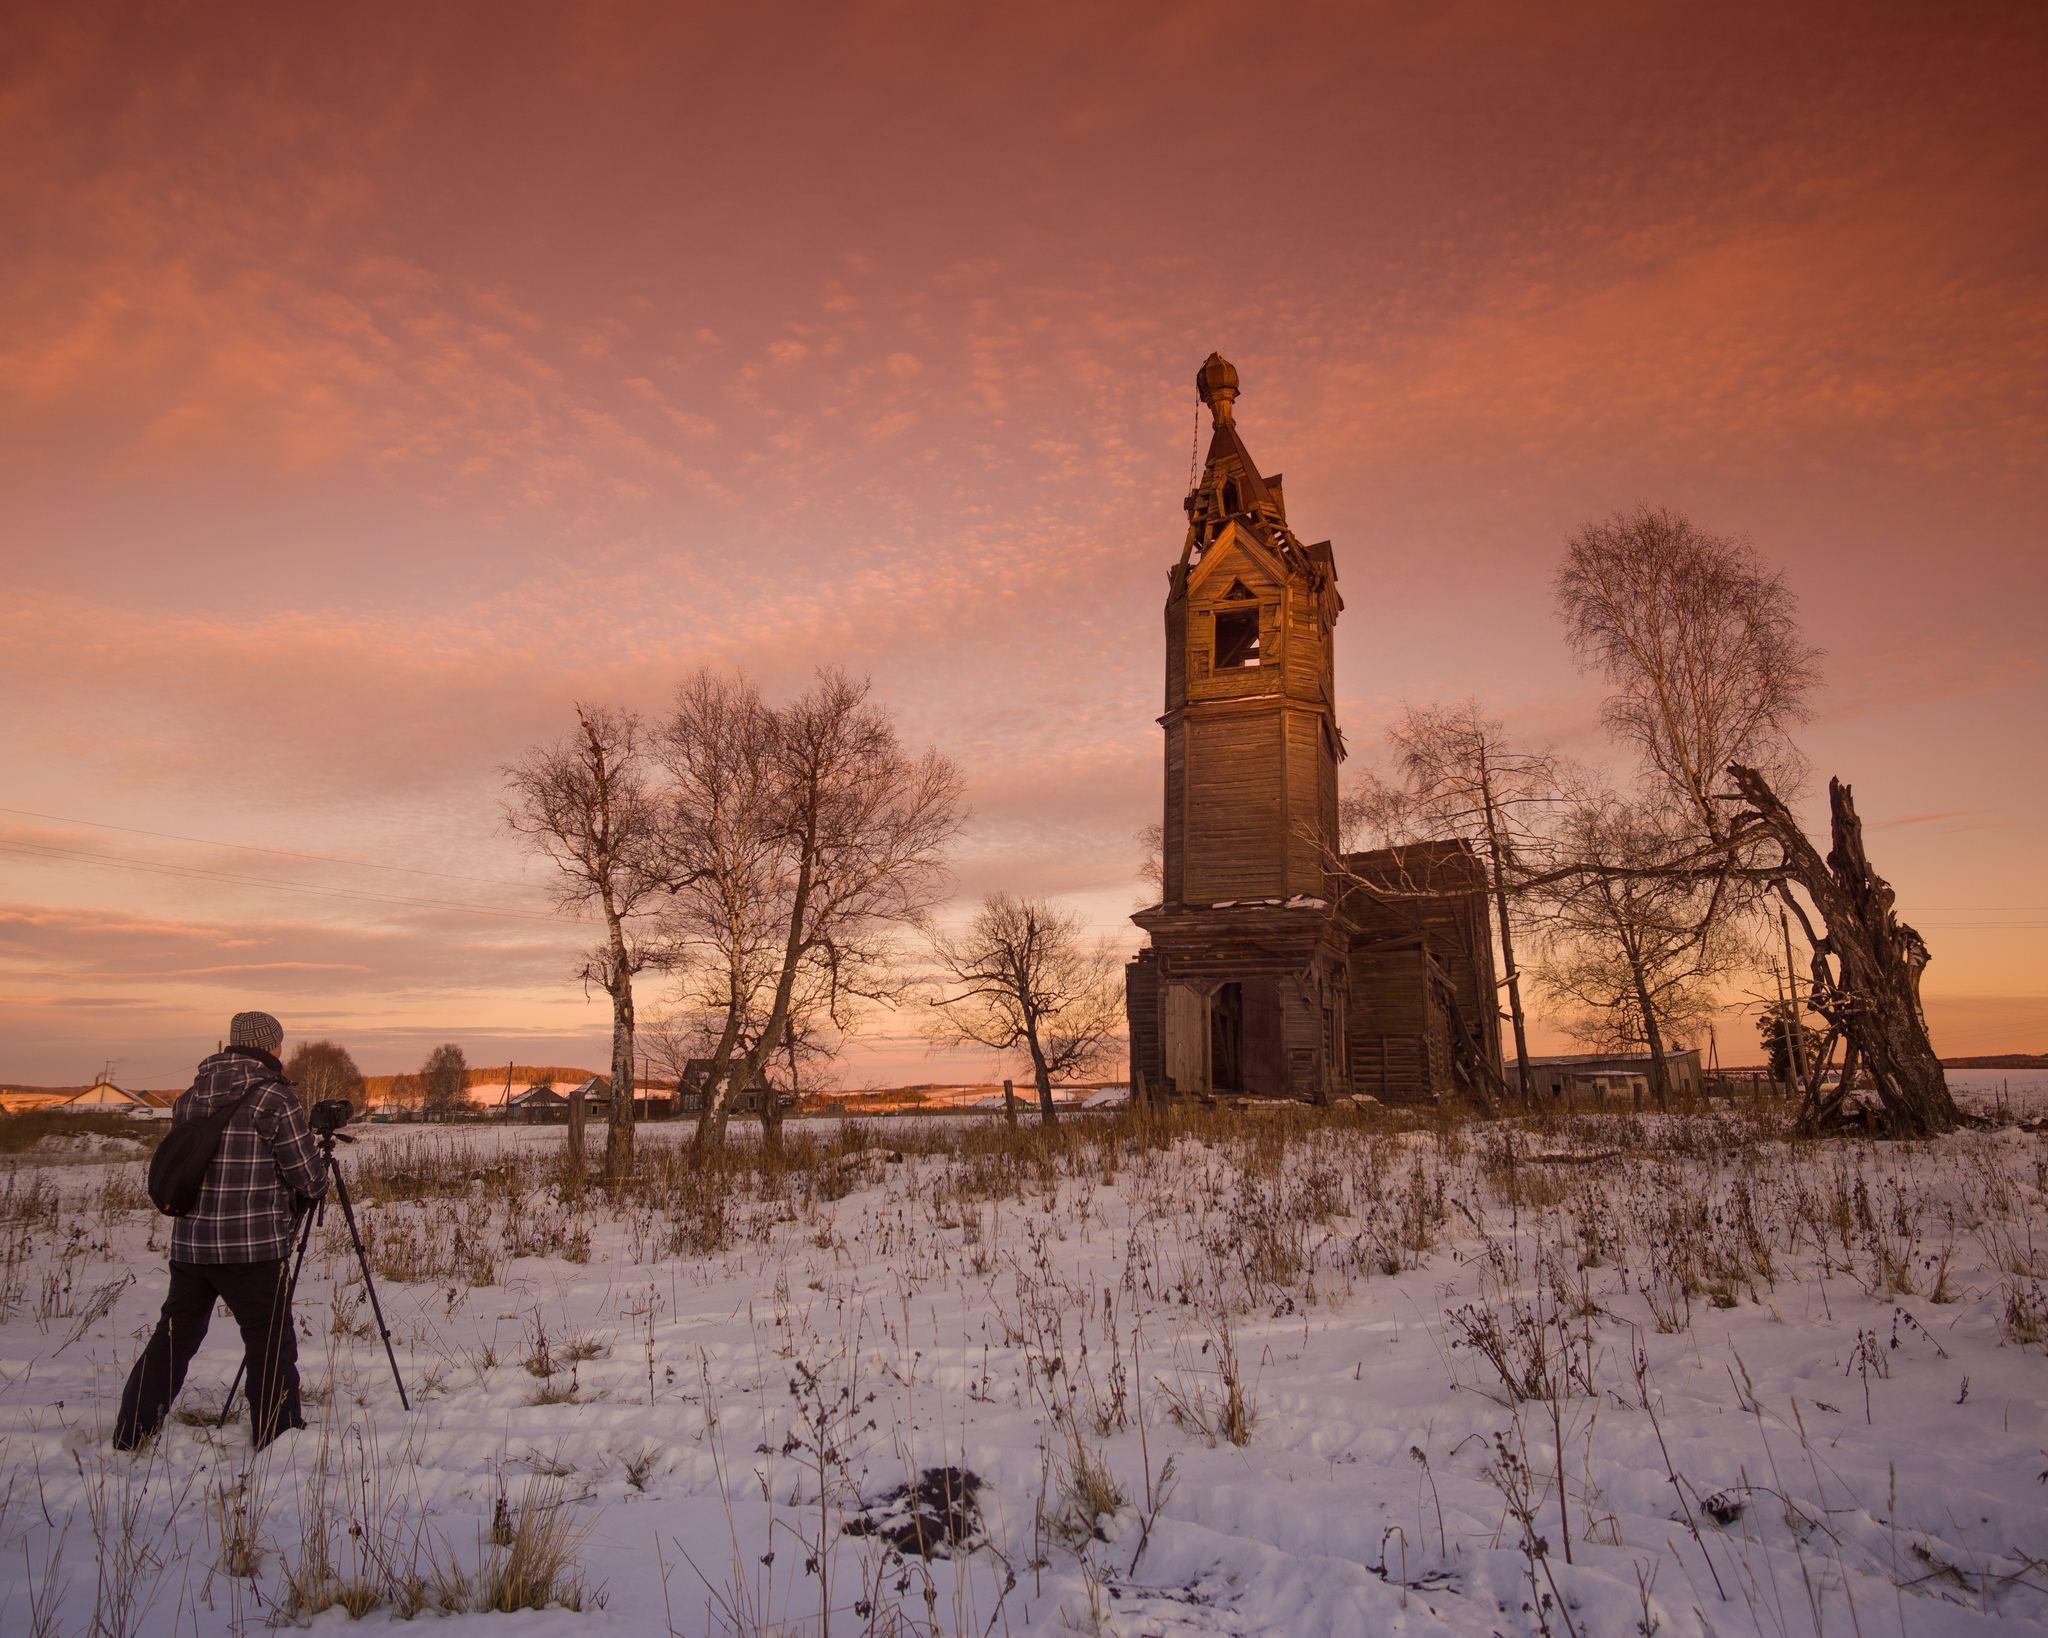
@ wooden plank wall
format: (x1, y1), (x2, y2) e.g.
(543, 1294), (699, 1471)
(1185, 715), (1284, 901)
(1163, 723), (1186, 904)
(1282, 587), (1323, 699)
(1350, 1033), (1434, 1105)
(1346, 946), (1440, 1103)
(1282, 979), (1327, 1100)
(1164, 982), (1207, 1091)
(1165, 590), (1187, 710)
(1343, 844), (1502, 1076)
(1284, 708), (1326, 892)
(1125, 953), (1162, 1096)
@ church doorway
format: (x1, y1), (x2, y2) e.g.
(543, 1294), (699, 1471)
(1210, 980), (1285, 1094)
(1210, 983), (1242, 1090)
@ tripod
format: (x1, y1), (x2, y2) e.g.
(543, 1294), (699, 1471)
(221, 1127), (409, 1423)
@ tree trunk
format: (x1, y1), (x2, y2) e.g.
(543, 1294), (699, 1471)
(1491, 860), (1533, 1102)
(1028, 1033), (1056, 1124)
(1728, 766), (1961, 1136)
(1793, 1025), (1842, 1130)
(1619, 918), (1671, 1110)
(691, 991), (748, 1154)
(1476, 763), (1535, 1105)
(700, 833), (819, 1154)
(604, 924), (637, 1183)
(1002, 1078), (1017, 1130)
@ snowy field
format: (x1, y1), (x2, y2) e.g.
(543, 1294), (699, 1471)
(2, 1096), (2046, 1637)
(1942, 1070), (2048, 1120)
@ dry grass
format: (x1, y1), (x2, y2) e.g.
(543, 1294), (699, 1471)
(281, 1415), (591, 1620)
(483, 1472), (599, 1611)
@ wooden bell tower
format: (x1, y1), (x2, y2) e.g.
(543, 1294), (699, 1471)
(1130, 354), (1351, 1102)
(1163, 353), (1344, 905)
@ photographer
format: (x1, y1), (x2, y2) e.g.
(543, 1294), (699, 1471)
(115, 1011), (329, 1451)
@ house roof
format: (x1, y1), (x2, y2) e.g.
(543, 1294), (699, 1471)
(60, 1080), (152, 1109)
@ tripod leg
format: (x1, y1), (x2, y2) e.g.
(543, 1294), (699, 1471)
(221, 1191), (321, 1427)
(330, 1164), (410, 1410)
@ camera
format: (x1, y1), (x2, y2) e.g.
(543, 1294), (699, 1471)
(309, 1099), (354, 1135)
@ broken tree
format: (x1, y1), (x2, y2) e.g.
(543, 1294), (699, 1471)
(1724, 763), (1961, 1136)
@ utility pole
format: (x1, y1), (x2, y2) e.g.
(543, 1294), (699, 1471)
(1780, 907), (1808, 1088)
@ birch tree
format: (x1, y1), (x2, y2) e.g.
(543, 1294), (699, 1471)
(282, 1040), (365, 1117)
(504, 704), (666, 1180)
(654, 670), (788, 1147)
(1556, 506), (1821, 845)
(1552, 507), (1825, 1097)
(674, 670), (964, 1151)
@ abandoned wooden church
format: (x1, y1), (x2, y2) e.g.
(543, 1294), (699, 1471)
(1126, 354), (1506, 1105)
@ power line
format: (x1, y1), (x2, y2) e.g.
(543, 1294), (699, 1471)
(0, 839), (572, 925)
(0, 805), (534, 890)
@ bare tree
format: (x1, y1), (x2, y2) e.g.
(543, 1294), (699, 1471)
(1368, 700), (1563, 1103)
(1725, 764), (1961, 1135)
(654, 671), (793, 1146)
(1532, 793), (1747, 1106)
(926, 893), (1125, 1123)
(674, 671), (965, 1151)
(505, 704), (667, 1180)
(420, 1042), (469, 1116)
(1556, 506), (1822, 844)
(283, 1040), (365, 1116)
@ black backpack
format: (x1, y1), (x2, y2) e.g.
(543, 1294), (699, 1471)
(146, 1084), (265, 1217)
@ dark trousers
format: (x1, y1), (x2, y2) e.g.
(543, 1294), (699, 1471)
(114, 1258), (302, 1450)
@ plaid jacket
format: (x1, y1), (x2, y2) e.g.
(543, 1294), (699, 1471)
(168, 1048), (328, 1264)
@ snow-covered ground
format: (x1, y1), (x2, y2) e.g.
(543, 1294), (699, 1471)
(1943, 1069), (2048, 1118)
(2, 1101), (2045, 1637)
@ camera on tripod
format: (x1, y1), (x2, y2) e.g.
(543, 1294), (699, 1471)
(219, 1089), (408, 1424)
(309, 1098), (354, 1136)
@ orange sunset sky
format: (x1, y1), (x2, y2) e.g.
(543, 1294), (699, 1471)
(2, 2), (2043, 1088)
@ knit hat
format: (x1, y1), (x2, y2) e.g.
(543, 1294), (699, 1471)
(228, 1011), (284, 1056)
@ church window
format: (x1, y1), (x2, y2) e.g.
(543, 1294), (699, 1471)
(1214, 607), (1261, 668)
